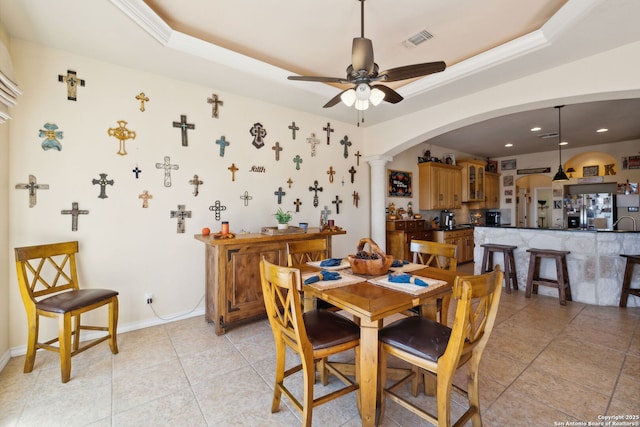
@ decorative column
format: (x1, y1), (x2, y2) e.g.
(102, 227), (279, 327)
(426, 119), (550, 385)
(366, 155), (392, 248)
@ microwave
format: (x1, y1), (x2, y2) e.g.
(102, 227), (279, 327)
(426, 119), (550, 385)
(485, 211), (501, 226)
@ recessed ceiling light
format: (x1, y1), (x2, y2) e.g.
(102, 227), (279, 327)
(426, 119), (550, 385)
(505, 143), (513, 147)
(559, 141), (568, 146)
(596, 128), (608, 133)
(530, 127), (541, 132)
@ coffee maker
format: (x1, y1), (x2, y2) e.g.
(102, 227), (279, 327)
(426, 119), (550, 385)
(441, 210), (455, 230)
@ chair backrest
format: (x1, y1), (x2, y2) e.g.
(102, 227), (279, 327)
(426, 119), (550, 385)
(410, 239), (458, 271)
(260, 258), (311, 354)
(286, 239), (328, 266)
(15, 241), (80, 307)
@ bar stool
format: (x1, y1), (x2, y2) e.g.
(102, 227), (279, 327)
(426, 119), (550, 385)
(525, 249), (572, 305)
(481, 243), (518, 293)
(619, 254), (640, 307)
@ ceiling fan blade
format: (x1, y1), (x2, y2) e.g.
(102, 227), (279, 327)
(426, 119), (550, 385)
(323, 90), (349, 108)
(379, 61), (446, 82)
(288, 75), (346, 83)
(372, 85), (403, 104)
(352, 38), (375, 74)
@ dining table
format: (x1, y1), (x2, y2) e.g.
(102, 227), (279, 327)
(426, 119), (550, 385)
(300, 263), (458, 427)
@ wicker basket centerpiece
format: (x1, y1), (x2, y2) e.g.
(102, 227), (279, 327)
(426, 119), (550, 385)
(347, 238), (394, 276)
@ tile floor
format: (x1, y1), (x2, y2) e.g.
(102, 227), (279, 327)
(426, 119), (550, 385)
(1, 272), (639, 427)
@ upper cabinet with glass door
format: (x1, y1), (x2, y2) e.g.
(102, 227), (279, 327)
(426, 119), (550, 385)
(458, 159), (486, 202)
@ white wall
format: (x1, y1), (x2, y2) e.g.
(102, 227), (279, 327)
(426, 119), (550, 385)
(0, 24), (10, 366)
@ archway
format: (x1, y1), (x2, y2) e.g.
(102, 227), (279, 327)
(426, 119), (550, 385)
(515, 174), (552, 228)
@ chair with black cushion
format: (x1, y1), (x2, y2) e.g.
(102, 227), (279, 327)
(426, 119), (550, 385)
(379, 267), (503, 426)
(14, 241), (119, 383)
(260, 258), (360, 427)
(286, 239), (329, 267)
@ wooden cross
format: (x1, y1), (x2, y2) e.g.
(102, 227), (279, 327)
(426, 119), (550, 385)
(173, 115), (195, 147)
(323, 122), (334, 145)
(332, 195), (343, 214)
(170, 204), (192, 234)
(207, 93), (223, 118)
(189, 174), (203, 196)
(58, 70), (85, 101)
(228, 163), (239, 181)
(250, 122), (267, 148)
(155, 156), (179, 187)
(326, 166), (335, 183)
(286, 178), (293, 188)
(308, 180), (323, 207)
(92, 173), (114, 199)
(132, 166), (141, 178)
(307, 133), (321, 157)
(352, 191), (360, 207)
(340, 136), (352, 158)
(272, 141), (283, 161)
(139, 190), (153, 208)
(39, 122), (64, 151)
(240, 191), (253, 206)
(294, 198), (302, 212)
(15, 174), (49, 207)
(274, 187), (286, 204)
(293, 155), (303, 170)
(61, 202), (89, 231)
(349, 166), (357, 183)
(136, 92), (149, 112)
(354, 150), (362, 166)
(216, 135), (230, 157)
(288, 121), (299, 139)
(209, 200), (227, 221)
(108, 120), (136, 156)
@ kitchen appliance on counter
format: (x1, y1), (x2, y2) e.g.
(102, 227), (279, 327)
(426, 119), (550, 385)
(441, 210), (455, 230)
(485, 211), (501, 226)
(564, 183), (616, 230)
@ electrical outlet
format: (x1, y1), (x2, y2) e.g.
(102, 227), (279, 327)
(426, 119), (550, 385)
(145, 293), (153, 304)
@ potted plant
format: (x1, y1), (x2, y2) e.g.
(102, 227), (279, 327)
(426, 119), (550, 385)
(273, 207), (293, 230)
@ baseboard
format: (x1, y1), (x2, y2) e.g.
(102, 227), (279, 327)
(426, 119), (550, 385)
(0, 348), (11, 372)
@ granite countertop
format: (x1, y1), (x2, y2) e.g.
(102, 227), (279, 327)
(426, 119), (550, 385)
(474, 225), (639, 233)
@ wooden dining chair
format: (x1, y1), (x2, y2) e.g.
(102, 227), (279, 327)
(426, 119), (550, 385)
(14, 241), (119, 383)
(286, 239), (329, 267)
(411, 239), (458, 271)
(378, 267), (503, 427)
(260, 258), (360, 427)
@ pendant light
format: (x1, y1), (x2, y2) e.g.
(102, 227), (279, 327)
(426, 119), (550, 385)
(552, 105), (569, 182)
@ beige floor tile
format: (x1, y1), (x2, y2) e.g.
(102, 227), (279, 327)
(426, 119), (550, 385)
(113, 389), (207, 427)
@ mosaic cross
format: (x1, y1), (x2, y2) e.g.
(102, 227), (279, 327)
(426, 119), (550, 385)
(170, 204), (192, 233)
(216, 135), (230, 157)
(323, 122), (334, 145)
(39, 122), (64, 151)
(15, 174), (49, 207)
(209, 200), (227, 221)
(155, 156), (179, 187)
(61, 202), (89, 231)
(132, 166), (142, 178)
(332, 195), (343, 214)
(349, 166), (357, 183)
(189, 174), (203, 196)
(354, 150), (362, 166)
(240, 191), (253, 206)
(272, 141), (283, 161)
(250, 122), (267, 148)
(288, 121), (299, 139)
(306, 133), (320, 157)
(228, 163), (239, 181)
(294, 198), (302, 213)
(274, 187), (286, 204)
(352, 191), (360, 207)
(293, 155), (303, 170)
(287, 178), (293, 188)
(92, 173), (114, 199)
(326, 166), (335, 183)
(139, 190), (153, 208)
(173, 115), (195, 147)
(308, 180), (323, 207)
(340, 136), (351, 158)
(207, 93), (223, 118)
(58, 70), (85, 101)
(108, 120), (136, 156)
(135, 92), (149, 112)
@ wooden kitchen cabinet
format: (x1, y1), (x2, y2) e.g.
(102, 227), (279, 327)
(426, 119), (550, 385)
(386, 219), (433, 260)
(458, 159), (486, 202)
(418, 162), (462, 210)
(433, 228), (474, 264)
(483, 171), (500, 209)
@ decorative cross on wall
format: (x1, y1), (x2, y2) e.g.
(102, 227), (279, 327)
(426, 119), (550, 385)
(323, 122), (334, 145)
(306, 133), (320, 157)
(209, 200), (227, 221)
(170, 204), (192, 233)
(340, 136), (352, 158)
(58, 70), (85, 101)
(132, 166), (142, 178)
(240, 191), (253, 206)
(15, 175), (50, 207)
(155, 156), (179, 187)
(136, 92), (149, 112)
(274, 187), (286, 204)
(173, 115), (195, 147)
(189, 174), (203, 196)
(287, 178), (293, 188)
(293, 155), (303, 170)
(349, 166), (357, 183)
(308, 180), (323, 207)
(139, 190), (153, 208)
(272, 141), (283, 161)
(39, 122), (64, 151)
(332, 195), (343, 214)
(354, 151), (362, 166)
(250, 122), (267, 148)
(108, 120), (137, 156)
(326, 166), (335, 183)
(288, 121), (299, 139)
(228, 163), (239, 181)
(207, 93), (223, 118)
(352, 191), (359, 207)
(61, 202), (89, 231)
(216, 135), (230, 157)
(92, 173), (114, 199)
(294, 198), (302, 213)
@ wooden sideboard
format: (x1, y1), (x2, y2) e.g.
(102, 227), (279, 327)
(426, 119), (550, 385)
(194, 229), (346, 335)
(385, 219), (433, 261)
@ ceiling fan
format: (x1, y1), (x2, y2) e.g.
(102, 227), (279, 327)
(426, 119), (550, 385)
(287, 0), (446, 110)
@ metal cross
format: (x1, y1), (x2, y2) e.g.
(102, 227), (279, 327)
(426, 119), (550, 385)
(352, 191), (360, 207)
(108, 120), (137, 156)
(136, 92), (149, 112)
(326, 166), (335, 183)
(274, 187), (286, 204)
(207, 93), (223, 118)
(306, 133), (321, 157)
(288, 121), (299, 139)
(39, 122), (64, 151)
(228, 163), (239, 181)
(293, 155), (303, 170)
(240, 191), (253, 206)
(139, 190), (153, 208)
(132, 166), (141, 178)
(170, 204), (192, 233)
(349, 166), (357, 183)
(323, 122), (334, 145)
(287, 178), (293, 188)
(209, 200), (227, 221)
(308, 180), (323, 207)
(189, 174), (203, 196)
(272, 141), (283, 161)
(250, 122), (267, 148)
(173, 115), (195, 147)
(58, 70), (85, 101)
(155, 156), (179, 187)
(216, 135), (230, 157)
(294, 198), (302, 213)
(340, 136), (352, 158)
(92, 173), (114, 199)
(354, 150), (362, 166)
(332, 195), (343, 214)
(15, 174), (50, 207)
(61, 202), (89, 231)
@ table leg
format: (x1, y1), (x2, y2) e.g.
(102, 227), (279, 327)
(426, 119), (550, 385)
(359, 318), (382, 427)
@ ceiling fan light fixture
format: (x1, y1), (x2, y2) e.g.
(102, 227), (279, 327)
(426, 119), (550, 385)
(355, 99), (369, 111)
(370, 87), (385, 106)
(340, 89), (356, 107)
(355, 83), (371, 101)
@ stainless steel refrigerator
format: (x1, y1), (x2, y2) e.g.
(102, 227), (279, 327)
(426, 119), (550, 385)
(564, 183), (617, 230)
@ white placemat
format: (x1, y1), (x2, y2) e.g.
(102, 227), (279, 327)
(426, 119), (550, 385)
(302, 272), (362, 290)
(368, 274), (449, 295)
(388, 262), (427, 273)
(306, 259), (350, 271)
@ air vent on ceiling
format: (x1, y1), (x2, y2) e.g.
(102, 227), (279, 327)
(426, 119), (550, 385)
(402, 30), (434, 48)
(539, 132), (559, 139)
